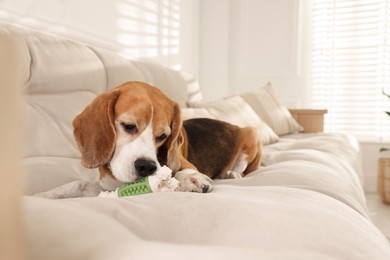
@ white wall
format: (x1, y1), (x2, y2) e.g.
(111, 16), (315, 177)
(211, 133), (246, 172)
(0, 0), (125, 51)
(180, 0), (200, 77)
(0, 0), (197, 71)
(198, 0), (231, 100)
(198, 0), (312, 106)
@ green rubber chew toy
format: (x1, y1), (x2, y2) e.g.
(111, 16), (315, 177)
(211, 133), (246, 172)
(117, 177), (153, 196)
(98, 165), (178, 197)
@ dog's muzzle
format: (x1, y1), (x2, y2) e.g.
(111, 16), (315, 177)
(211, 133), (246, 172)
(135, 159), (157, 177)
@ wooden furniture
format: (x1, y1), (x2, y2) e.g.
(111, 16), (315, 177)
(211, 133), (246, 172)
(289, 109), (328, 133)
(0, 34), (25, 260)
(378, 158), (390, 205)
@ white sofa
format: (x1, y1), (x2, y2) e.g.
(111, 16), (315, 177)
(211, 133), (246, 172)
(2, 22), (390, 260)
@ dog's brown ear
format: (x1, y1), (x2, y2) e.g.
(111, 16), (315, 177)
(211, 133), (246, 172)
(73, 90), (119, 168)
(158, 102), (183, 173)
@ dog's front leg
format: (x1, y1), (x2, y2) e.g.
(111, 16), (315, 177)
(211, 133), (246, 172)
(175, 169), (213, 193)
(34, 180), (103, 199)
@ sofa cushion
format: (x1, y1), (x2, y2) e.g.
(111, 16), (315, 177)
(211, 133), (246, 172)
(92, 49), (188, 106)
(24, 30), (107, 95)
(240, 83), (303, 135)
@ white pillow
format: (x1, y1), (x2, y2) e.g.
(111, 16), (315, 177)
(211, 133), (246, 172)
(180, 71), (204, 107)
(181, 107), (216, 120)
(185, 96), (279, 145)
(239, 83), (303, 135)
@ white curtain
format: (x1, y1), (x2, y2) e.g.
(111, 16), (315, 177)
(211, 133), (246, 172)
(116, 0), (181, 68)
(311, 0), (390, 141)
(0, 0), (181, 68)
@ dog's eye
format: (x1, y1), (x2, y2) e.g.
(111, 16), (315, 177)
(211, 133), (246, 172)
(156, 133), (167, 142)
(122, 123), (138, 134)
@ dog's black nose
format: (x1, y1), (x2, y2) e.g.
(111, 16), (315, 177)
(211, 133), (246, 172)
(135, 159), (157, 177)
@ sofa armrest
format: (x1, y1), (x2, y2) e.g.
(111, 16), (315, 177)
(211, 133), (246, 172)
(289, 109), (328, 133)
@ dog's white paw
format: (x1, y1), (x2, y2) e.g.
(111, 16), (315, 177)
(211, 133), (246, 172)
(175, 169), (213, 193)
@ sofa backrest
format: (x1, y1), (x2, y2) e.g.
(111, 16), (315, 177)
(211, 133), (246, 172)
(0, 22), (189, 194)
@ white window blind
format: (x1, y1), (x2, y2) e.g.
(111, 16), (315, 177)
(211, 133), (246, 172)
(0, 0), (181, 69)
(311, 0), (390, 141)
(116, 0), (181, 69)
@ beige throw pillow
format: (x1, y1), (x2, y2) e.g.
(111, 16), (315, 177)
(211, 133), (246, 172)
(184, 96), (279, 145)
(240, 83), (303, 135)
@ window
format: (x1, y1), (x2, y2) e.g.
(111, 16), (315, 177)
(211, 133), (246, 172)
(116, 0), (181, 69)
(0, 0), (181, 69)
(311, 0), (390, 141)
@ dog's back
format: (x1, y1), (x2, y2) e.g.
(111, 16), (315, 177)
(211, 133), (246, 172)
(182, 118), (261, 179)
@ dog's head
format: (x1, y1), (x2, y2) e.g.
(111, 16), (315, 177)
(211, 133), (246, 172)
(73, 82), (183, 183)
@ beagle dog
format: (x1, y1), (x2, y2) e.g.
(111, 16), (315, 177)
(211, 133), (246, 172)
(35, 82), (262, 198)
